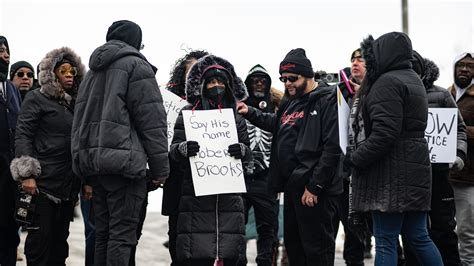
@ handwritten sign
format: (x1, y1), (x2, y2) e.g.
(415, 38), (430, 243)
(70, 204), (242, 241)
(161, 89), (188, 149)
(337, 86), (350, 154)
(425, 108), (457, 163)
(182, 108), (246, 196)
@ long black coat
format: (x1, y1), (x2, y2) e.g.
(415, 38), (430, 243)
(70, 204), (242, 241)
(350, 32), (432, 213)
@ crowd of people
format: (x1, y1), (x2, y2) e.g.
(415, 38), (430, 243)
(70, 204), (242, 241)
(0, 19), (473, 266)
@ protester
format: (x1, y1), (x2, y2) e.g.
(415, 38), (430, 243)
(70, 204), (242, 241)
(239, 64), (280, 266)
(71, 20), (169, 265)
(10, 46), (85, 266)
(0, 35), (22, 266)
(335, 48), (370, 266)
(237, 48), (342, 265)
(9, 61), (35, 100)
(169, 54), (251, 266)
(162, 49), (209, 266)
(347, 32), (443, 266)
(447, 51), (474, 266)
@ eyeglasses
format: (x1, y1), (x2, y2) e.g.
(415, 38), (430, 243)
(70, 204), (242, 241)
(251, 77), (268, 84)
(58, 66), (78, 77)
(16, 71), (34, 78)
(279, 75), (300, 83)
(455, 62), (474, 70)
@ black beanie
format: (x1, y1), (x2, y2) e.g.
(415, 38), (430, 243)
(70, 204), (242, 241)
(106, 20), (142, 50)
(279, 48), (314, 78)
(10, 61), (35, 80)
(351, 48), (362, 61)
(201, 65), (232, 86)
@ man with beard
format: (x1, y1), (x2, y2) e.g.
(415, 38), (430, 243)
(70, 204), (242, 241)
(0, 35), (22, 266)
(447, 52), (474, 266)
(237, 48), (342, 265)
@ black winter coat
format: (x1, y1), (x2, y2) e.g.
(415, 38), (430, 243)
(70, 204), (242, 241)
(350, 32), (431, 213)
(169, 105), (248, 261)
(11, 47), (85, 200)
(245, 86), (342, 196)
(72, 40), (169, 182)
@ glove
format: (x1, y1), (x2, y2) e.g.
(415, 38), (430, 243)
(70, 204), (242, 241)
(450, 156), (464, 171)
(343, 151), (353, 172)
(178, 141), (200, 158)
(228, 143), (246, 159)
(348, 212), (371, 242)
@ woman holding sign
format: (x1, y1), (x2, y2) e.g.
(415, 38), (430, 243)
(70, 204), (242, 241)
(168, 55), (252, 266)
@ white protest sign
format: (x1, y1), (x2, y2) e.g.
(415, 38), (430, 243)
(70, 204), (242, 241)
(161, 88), (188, 150)
(425, 108), (457, 163)
(337, 86), (350, 154)
(182, 108), (247, 196)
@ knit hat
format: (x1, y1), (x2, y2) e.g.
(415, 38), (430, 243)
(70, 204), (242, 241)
(106, 20), (142, 50)
(351, 48), (362, 61)
(201, 65), (232, 87)
(279, 48), (314, 78)
(9, 61), (35, 81)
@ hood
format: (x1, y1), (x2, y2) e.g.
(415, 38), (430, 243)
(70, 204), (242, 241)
(421, 58), (439, 89)
(244, 64), (272, 95)
(89, 40), (156, 73)
(452, 52), (473, 87)
(185, 54), (248, 105)
(361, 32), (413, 84)
(38, 47), (85, 99)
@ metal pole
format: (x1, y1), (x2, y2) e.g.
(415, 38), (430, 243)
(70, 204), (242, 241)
(402, 0), (409, 35)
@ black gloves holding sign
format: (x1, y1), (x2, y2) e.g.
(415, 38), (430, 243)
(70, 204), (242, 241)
(228, 143), (248, 159)
(178, 141), (200, 157)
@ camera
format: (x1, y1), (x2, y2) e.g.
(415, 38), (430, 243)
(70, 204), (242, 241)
(314, 71), (339, 84)
(15, 190), (36, 225)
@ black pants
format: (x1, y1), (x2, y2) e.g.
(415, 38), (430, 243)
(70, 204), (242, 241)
(334, 179), (366, 266)
(241, 192), (278, 266)
(168, 213), (183, 266)
(24, 194), (74, 266)
(128, 194), (148, 266)
(183, 258), (237, 266)
(404, 169), (460, 266)
(284, 189), (338, 266)
(0, 226), (19, 266)
(91, 175), (146, 266)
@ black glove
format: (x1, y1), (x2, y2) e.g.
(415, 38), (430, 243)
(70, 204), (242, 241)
(348, 212), (371, 242)
(178, 141), (200, 158)
(228, 143), (246, 159)
(343, 148), (354, 172)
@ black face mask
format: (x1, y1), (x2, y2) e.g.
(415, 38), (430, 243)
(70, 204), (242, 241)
(0, 59), (8, 82)
(207, 86), (226, 104)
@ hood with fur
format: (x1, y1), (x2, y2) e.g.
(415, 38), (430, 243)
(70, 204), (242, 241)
(185, 54), (248, 105)
(361, 32), (413, 84)
(39, 47), (85, 99)
(421, 58), (439, 89)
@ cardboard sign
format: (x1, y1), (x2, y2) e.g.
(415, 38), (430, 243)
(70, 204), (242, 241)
(425, 108), (457, 163)
(161, 88), (188, 149)
(337, 86), (350, 154)
(182, 108), (247, 196)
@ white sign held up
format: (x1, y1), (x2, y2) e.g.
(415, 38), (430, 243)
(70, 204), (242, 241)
(425, 108), (457, 163)
(161, 88), (188, 150)
(337, 86), (350, 154)
(182, 108), (247, 196)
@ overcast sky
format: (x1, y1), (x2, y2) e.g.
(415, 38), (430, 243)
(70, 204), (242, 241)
(1, 0), (472, 89)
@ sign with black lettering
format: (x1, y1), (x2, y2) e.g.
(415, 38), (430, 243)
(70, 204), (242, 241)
(161, 88), (188, 149)
(182, 108), (246, 196)
(425, 108), (457, 163)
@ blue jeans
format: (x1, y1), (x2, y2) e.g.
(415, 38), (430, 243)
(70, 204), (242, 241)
(372, 211), (442, 266)
(80, 196), (95, 266)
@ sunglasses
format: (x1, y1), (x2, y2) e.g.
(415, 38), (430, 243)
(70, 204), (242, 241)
(58, 66), (78, 77)
(279, 75), (300, 83)
(16, 71), (34, 78)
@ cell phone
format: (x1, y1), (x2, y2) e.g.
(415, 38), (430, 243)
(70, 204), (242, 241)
(339, 69), (354, 95)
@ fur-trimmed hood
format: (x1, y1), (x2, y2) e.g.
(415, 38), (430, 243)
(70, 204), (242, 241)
(421, 58), (439, 89)
(185, 54), (248, 105)
(39, 47), (85, 99)
(361, 32), (413, 84)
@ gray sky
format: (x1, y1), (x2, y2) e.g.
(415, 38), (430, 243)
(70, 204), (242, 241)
(1, 0), (473, 89)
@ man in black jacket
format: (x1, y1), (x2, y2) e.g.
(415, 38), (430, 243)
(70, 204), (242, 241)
(0, 35), (22, 266)
(237, 48), (342, 266)
(71, 20), (169, 265)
